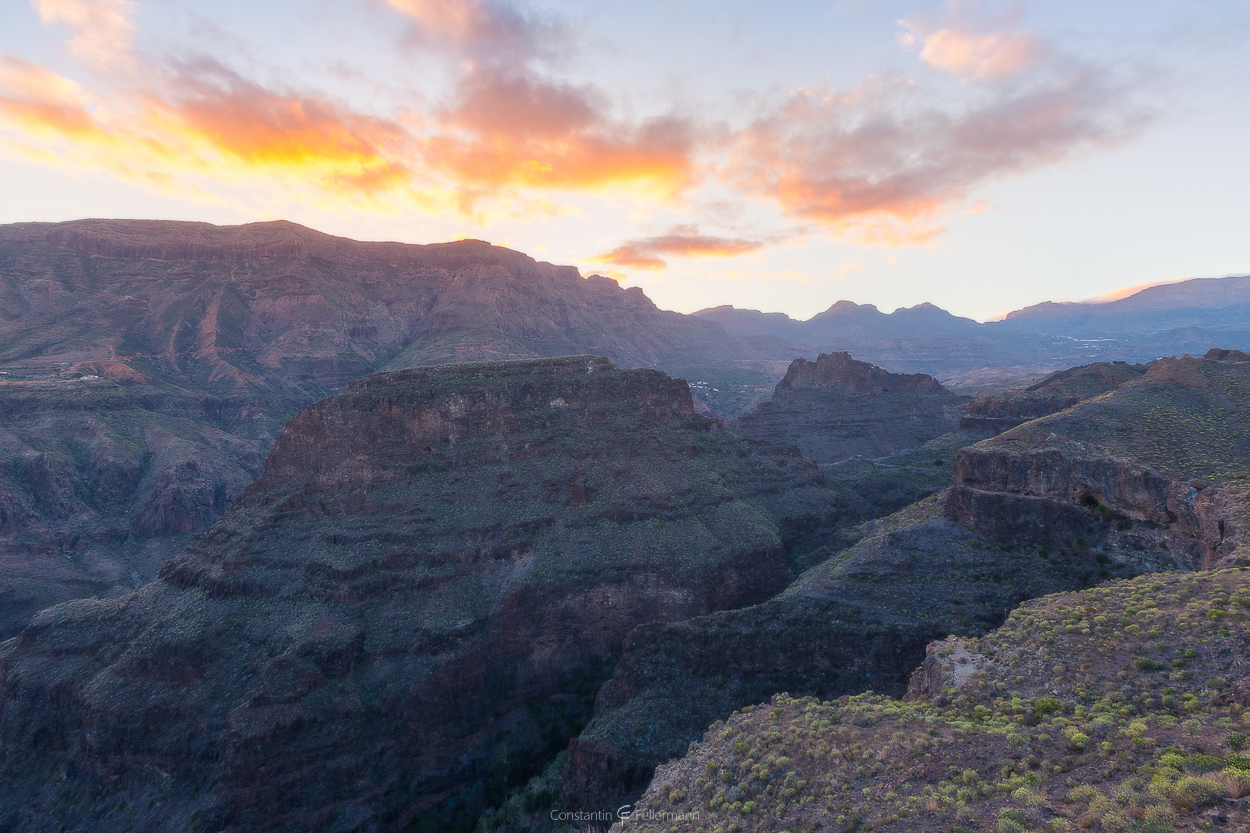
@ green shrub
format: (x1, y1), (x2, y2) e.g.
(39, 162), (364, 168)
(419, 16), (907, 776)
(997, 818), (1024, 833)
(1185, 753), (1223, 773)
(1224, 754), (1250, 770)
(1171, 775), (1228, 811)
(1134, 657), (1163, 671)
(1228, 732), (1248, 750)
(1035, 697), (1062, 717)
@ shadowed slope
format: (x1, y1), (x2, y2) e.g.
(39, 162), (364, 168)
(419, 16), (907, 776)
(0, 356), (846, 833)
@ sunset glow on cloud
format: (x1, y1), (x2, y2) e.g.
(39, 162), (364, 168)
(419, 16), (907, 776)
(0, 0), (1244, 321)
(591, 226), (766, 271)
(914, 27), (1039, 79)
(33, 0), (136, 68)
(723, 64), (1138, 244)
(1, 0), (1128, 233)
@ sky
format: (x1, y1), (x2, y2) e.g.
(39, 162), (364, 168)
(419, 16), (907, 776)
(0, 0), (1247, 322)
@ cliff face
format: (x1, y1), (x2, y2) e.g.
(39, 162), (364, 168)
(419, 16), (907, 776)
(730, 352), (966, 464)
(560, 493), (1127, 813)
(0, 357), (845, 832)
(0, 377), (266, 638)
(0, 219), (802, 635)
(947, 355), (1250, 571)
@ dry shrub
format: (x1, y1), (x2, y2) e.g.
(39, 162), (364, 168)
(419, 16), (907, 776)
(1216, 766), (1250, 798)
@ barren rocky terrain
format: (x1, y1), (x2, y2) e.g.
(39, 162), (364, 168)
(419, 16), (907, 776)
(0, 219), (801, 635)
(0, 356), (846, 832)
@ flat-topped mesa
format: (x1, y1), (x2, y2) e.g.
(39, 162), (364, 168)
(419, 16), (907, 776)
(257, 355), (694, 487)
(730, 352), (966, 465)
(947, 353), (1250, 571)
(0, 356), (843, 833)
(773, 351), (946, 397)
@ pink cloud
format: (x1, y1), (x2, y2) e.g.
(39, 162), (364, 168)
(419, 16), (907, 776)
(919, 28), (1039, 78)
(591, 226), (767, 271)
(33, 0), (137, 68)
(723, 66), (1145, 244)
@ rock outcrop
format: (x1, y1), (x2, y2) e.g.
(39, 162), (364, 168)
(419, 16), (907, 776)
(959, 360), (1146, 434)
(730, 352), (967, 464)
(947, 354), (1250, 570)
(0, 356), (846, 832)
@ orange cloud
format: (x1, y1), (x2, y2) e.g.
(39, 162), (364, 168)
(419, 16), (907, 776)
(424, 69), (698, 202)
(0, 0), (1148, 241)
(591, 226), (766, 271)
(917, 28), (1038, 78)
(0, 56), (106, 140)
(725, 69), (1142, 244)
(0, 55), (417, 209)
(152, 67), (413, 191)
(34, 0), (137, 68)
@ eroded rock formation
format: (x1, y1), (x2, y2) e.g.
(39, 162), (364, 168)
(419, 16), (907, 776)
(729, 352), (967, 465)
(0, 219), (799, 634)
(0, 356), (845, 832)
(559, 494), (1124, 814)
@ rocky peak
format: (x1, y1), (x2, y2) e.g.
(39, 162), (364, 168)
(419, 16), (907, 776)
(773, 351), (947, 398)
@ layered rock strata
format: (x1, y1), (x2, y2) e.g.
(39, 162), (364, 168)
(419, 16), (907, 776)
(730, 352), (967, 464)
(0, 356), (843, 832)
(948, 355), (1250, 570)
(0, 219), (799, 632)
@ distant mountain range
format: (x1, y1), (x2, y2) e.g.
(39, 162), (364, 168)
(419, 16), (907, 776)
(694, 275), (1250, 385)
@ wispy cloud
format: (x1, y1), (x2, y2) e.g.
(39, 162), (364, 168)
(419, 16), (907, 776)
(900, 22), (1040, 79)
(426, 69), (697, 206)
(591, 225), (767, 271)
(33, 0), (137, 69)
(723, 62), (1147, 245)
(0, 54), (418, 208)
(0, 56), (105, 141)
(384, 0), (563, 69)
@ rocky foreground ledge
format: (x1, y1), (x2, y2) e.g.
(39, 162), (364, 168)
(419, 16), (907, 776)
(0, 356), (843, 833)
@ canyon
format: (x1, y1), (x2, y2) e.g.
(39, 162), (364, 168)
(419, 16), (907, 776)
(0, 356), (845, 832)
(1, 219), (1250, 832)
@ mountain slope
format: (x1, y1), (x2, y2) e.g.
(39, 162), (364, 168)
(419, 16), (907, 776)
(0, 357), (847, 833)
(0, 219), (801, 634)
(619, 568), (1250, 832)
